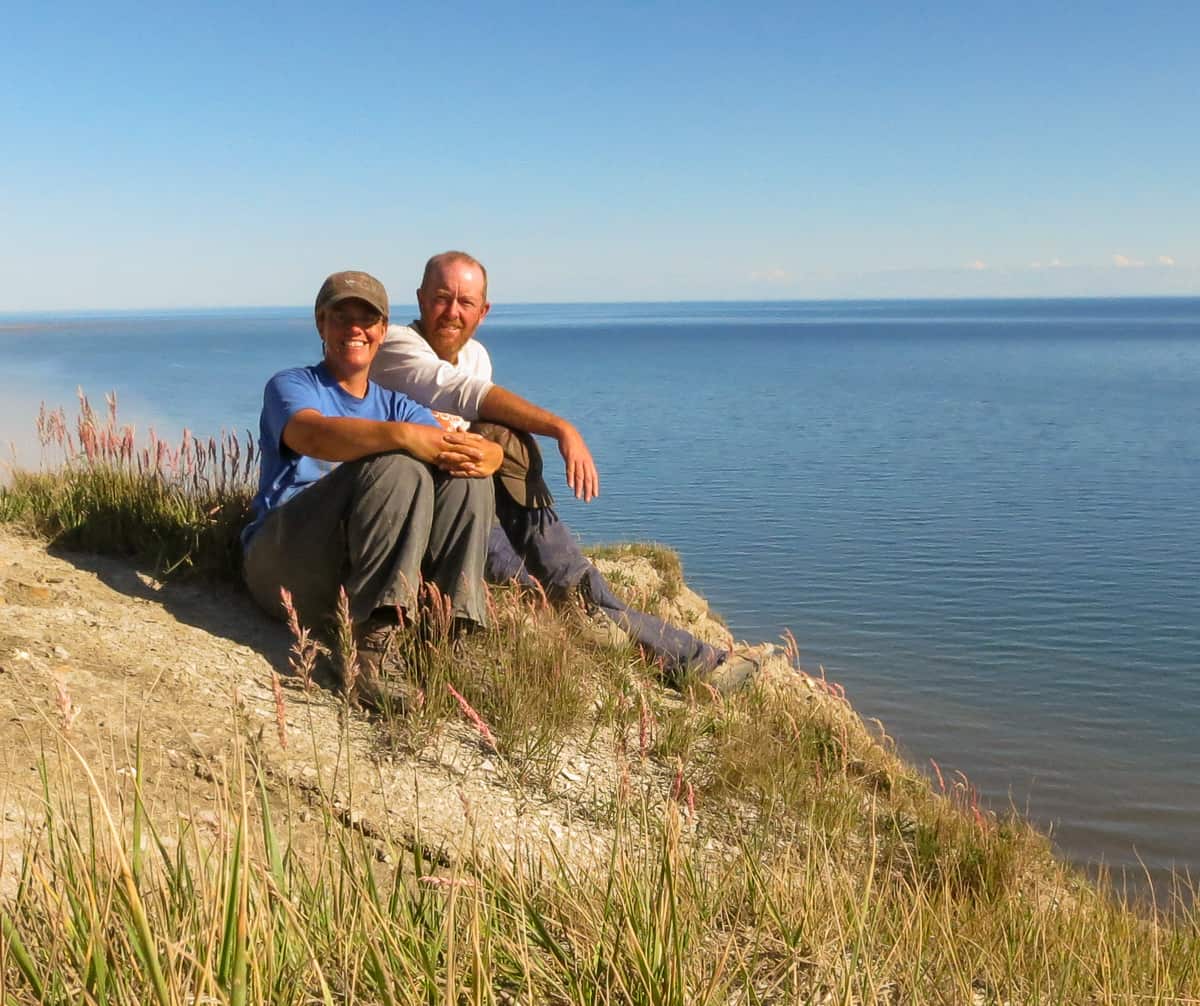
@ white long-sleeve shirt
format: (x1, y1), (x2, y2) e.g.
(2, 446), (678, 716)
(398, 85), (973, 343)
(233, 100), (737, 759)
(370, 323), (495, 428)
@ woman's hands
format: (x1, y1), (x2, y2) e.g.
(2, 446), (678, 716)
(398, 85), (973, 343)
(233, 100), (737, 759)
(435, 431), (504, 478)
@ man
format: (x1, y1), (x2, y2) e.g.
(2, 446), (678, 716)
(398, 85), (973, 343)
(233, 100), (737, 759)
(370, 252), (771, 692)
(372, 253), (599, 502)
(242, 270), (500, 708)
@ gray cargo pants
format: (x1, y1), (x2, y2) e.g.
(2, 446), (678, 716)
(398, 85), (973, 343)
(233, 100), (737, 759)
(243, 452), (493, 629)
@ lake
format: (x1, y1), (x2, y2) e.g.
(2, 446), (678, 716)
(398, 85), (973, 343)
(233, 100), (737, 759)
(2, 297), (1198, 890)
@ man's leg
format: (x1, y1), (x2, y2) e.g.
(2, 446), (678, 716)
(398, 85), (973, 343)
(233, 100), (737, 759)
(494, 493), (593, 601)
(578, 569), (774, 693)
(494, 488), (724, 676)
(243, 452), (435, 627)
(576, 565), (724, 678)
(485, 524), (542, 591)
(424, 472), (493, 627)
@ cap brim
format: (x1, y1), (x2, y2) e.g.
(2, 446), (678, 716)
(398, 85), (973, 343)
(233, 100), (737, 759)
(321, 291), (388, 316)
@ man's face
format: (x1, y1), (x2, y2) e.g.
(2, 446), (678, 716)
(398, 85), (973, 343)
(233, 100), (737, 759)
(416, 258), (490, 363)
(317, 298), (388, 375)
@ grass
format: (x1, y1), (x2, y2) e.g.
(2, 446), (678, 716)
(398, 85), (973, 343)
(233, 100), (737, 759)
(0, 392), (255, 580)
(6, 718), (1199, 1004)
(2, 397), (1199, 1003)
(584, 542), (686, 606)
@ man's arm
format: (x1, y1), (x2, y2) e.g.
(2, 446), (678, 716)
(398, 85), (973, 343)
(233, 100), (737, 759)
(373, 325), (600, 500)
(477, 385), (599, 502)
(283, 410), (501, 475)
(371, 324), (495, 419)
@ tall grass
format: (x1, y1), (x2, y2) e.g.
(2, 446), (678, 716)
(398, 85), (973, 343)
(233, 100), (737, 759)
(3, 398), (1199, 1002)
(4, 724), (1198, 1005)
(0, 391), (255, 578)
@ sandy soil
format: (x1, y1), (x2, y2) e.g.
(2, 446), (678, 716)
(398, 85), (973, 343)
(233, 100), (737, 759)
(1, 525), (792, 894)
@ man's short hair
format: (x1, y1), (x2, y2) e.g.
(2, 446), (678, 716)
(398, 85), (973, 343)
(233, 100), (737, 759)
(420, 251), (488, 300)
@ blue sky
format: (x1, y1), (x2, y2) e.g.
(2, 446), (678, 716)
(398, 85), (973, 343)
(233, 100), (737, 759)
(2, 1), (1197, 309)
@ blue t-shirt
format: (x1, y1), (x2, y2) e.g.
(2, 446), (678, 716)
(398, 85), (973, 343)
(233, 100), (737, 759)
(242, 363), (439, 546)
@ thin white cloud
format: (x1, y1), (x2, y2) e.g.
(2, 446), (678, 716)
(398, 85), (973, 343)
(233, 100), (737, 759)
(967, 259), (988, 271)
(1113, 253), (1145, 268)
(750, 267), (790, 283)
(1158, 255), (1176, 267)
(1049, 257), (1063, 268)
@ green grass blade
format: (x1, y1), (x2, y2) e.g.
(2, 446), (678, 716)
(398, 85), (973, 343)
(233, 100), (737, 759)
(131, 728), (145, 890)
(218, 813), (245, 986)
(258, 771), (286, 893)
(0, 907), (45, 1000)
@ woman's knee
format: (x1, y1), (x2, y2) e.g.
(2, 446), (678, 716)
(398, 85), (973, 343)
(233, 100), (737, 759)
(356, 452), (434, 497)
(439, 472), (495, 518)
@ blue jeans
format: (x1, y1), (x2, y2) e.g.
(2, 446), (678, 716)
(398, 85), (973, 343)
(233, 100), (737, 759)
(486, 491), (724, 676)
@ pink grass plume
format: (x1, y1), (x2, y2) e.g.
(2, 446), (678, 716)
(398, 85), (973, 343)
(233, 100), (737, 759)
(334, 587), (358, 699)
(638, 689), (654, 758)
(930, 758), (946, 793)
(54, 677), (81, 733)
(670, 759), (684, 803)
(270, 670), (288, 749)
(446, 682), (498, 753)
(781, 627), (801, 667)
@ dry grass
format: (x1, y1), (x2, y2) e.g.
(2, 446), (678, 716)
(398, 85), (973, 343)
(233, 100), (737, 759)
(584, 541), (686, 605)
(2, 398), (1199, 1003)
(0, 392), (255, 580)
(5, 681), (1198, 1004)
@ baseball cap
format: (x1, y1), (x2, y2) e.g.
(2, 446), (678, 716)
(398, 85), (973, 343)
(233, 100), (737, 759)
(471, 422), (555, 508)
(314, 271), (389, 319)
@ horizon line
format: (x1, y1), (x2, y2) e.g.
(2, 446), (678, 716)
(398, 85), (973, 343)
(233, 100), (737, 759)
(4, 291), (1200, 320)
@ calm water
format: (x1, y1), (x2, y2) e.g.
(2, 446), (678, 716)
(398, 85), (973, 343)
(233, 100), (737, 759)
(2, 298), (1198, 888)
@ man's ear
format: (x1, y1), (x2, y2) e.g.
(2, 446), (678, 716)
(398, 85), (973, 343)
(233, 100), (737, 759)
(479, 301), (491, 325)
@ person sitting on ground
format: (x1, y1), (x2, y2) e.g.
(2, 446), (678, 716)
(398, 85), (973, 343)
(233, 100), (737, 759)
(242, 270), (500, 708)
(370, 251), (772, 693)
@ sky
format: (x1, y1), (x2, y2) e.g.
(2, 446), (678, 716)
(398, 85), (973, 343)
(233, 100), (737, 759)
(2, 1), (1197, 310)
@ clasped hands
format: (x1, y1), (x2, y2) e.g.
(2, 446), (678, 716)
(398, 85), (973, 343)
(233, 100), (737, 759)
(407, 422), (503, 479)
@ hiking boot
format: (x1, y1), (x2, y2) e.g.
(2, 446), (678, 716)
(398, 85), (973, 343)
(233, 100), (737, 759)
(350, 615), (418, 714)
(570, 577), (630, 649)
(573, 604), (631, 648)
(696, 643), (780, 695)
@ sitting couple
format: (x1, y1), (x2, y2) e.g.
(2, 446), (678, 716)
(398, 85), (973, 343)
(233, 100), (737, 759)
(242, 255), (770, 708)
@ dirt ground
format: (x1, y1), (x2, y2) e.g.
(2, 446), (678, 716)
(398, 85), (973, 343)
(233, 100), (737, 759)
(0, 525), (792, 893)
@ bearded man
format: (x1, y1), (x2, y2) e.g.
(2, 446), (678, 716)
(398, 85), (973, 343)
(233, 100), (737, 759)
(370, 252), (772, 692)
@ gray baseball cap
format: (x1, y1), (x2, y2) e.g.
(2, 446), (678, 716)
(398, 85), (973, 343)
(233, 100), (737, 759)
(314, 271), (389, 319)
